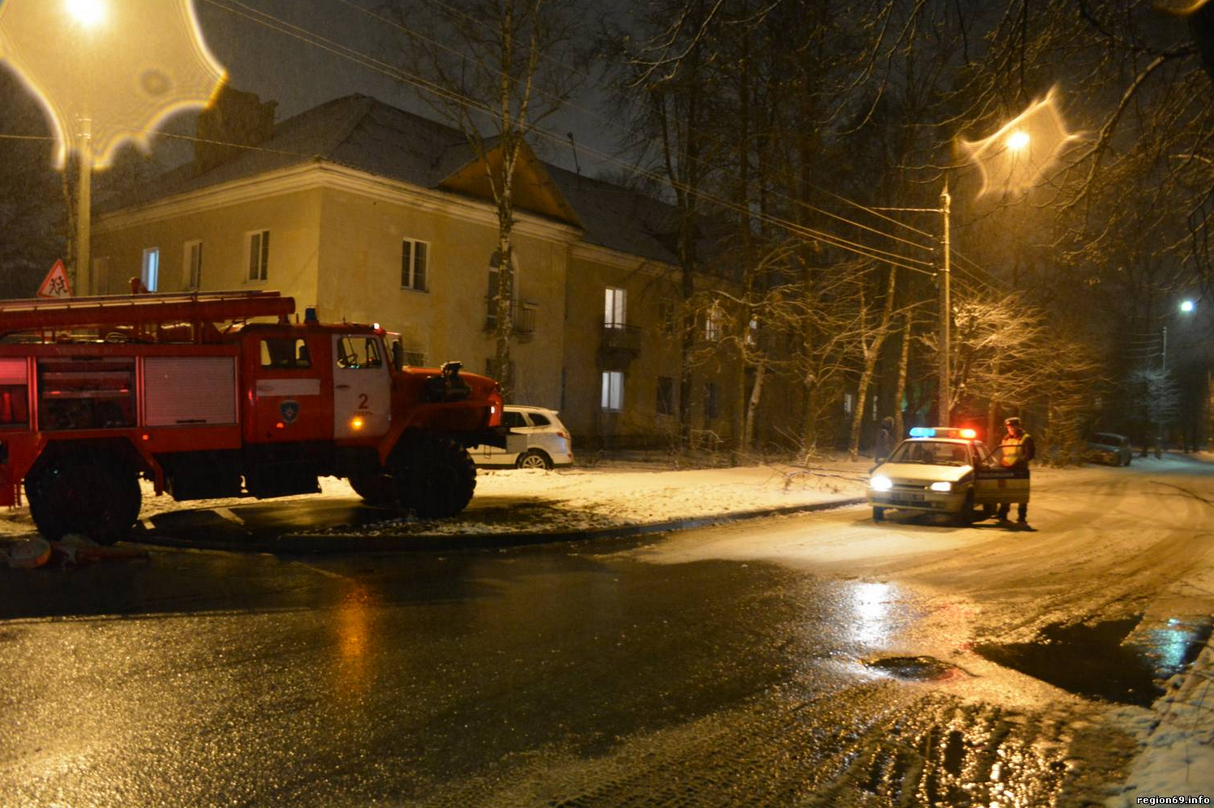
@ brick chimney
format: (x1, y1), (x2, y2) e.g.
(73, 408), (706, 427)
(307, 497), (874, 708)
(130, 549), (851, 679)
(194, 86), (277, 175)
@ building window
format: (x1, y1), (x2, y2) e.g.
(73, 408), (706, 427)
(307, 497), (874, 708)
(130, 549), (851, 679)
(601, 371), (624, 412)
(704, 303), (723, 342)
(246, 230), (269, 282)
(141, 247), (159, 292)
(92, 257), (110, 295)
(657, 376), (675, 416)
(487, 252), (514, 324)
(704, 381), (719, 420)
(605, 287), (627, 328)
(402, 350), (426, 367)
(184, 240), (202, 290)
(745, 316), (759, 347)
(401, 239), (428, 291)
(659, 299), (677, 335)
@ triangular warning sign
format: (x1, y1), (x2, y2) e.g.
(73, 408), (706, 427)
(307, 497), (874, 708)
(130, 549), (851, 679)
(37, 259), (72, 299)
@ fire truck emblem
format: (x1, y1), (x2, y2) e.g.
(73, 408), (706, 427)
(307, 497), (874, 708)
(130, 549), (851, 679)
(280, 400), (300, 425)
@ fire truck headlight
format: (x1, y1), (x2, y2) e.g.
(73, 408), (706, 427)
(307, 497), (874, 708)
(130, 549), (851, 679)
(870, 475), (893, 491)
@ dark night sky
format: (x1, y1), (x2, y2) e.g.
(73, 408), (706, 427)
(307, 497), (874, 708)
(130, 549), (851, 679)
(173, 0), (619, 176)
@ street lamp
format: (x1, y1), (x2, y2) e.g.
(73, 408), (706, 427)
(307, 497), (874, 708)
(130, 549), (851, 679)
(66, 0), (107, 28)
(1006, 130), (1031, 152)
(0, 0), (227, 295)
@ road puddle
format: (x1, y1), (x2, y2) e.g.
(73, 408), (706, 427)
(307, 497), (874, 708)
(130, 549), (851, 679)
(974, 615), (1213, 706)
(864, 654), (969, 682)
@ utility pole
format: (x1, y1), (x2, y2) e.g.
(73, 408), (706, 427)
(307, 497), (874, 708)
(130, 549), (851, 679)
(872, 183), (953, 428)
(939, 184), (951, 427)
(75, 116), (92, 296)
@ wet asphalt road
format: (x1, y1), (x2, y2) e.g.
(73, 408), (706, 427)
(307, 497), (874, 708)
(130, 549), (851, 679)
(2, 459), (1213, 805)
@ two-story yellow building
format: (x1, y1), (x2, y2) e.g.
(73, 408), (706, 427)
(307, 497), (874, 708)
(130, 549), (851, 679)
(92, 93), (741, 450)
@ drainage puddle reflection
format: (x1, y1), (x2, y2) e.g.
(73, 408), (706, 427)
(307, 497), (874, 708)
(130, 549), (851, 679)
(864, 655), (969, 682)
(974, 615), (1214, 706)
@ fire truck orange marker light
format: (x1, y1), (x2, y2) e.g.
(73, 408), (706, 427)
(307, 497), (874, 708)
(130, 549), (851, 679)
(275, 422), (284, 429)
(351, 416), (365, 430)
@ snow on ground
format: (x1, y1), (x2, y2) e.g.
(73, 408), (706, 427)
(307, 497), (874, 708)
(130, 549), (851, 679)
(1106, 653), (1214, 806)
(0, 458), (873, 540)
(297, 459), (873, 537)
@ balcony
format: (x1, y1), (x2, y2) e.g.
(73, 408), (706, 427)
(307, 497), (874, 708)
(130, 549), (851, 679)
(600, 322), (641, 358)
(484, 298), (538, 340)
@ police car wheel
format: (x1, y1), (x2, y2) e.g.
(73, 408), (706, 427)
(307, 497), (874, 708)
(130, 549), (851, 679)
(955, 493), (977, 526)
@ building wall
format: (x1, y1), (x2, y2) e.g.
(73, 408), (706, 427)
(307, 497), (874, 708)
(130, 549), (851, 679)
(562, 248), (742, 449)
(315, 186), (569, 410)
(92, 167), (746, 452)
(92, 187), (323, 307)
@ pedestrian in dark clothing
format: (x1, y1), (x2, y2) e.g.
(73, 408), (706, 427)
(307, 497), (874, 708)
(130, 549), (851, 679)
(874, 416), (895, 464)
(996, 416), (1036, 523)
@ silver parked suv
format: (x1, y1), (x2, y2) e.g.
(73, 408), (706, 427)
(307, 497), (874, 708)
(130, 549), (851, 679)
(473, 405), (575, 469)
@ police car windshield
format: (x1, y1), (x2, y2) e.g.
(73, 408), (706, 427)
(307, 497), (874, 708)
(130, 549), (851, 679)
(888, 440), (970, 466)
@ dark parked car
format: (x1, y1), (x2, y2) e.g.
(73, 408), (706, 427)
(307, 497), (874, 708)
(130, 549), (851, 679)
(1085, 433), (1133, 466)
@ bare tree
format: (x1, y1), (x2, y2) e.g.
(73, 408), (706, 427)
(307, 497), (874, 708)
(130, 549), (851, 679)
(387, 0), (580, 399)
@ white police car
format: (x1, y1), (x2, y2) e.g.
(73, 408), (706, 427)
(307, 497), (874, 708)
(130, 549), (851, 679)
(868, 427), (1029, 524)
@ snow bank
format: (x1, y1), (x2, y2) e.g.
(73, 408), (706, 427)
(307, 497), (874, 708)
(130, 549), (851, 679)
(1107, 642), (1214, 805)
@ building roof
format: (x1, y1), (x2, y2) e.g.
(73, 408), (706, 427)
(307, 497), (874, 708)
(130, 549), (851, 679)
(101, 94), (692, 267)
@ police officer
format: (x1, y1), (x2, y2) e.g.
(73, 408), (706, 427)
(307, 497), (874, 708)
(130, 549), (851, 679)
(997, 416), (1036, 523)
(874, 416), (895, 464)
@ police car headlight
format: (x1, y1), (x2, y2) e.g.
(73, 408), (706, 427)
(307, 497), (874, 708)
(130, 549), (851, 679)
(929, 481), (953, 492)
(870, 475), (893, 491)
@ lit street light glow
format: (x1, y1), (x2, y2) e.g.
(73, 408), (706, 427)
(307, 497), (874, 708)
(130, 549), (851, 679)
(65, 0), (107, 28)
(961, 87), (1078, 197)
(65, 0), (106, 28)
(0, 0), (226, 169)
(1180, 299), (1196, 313)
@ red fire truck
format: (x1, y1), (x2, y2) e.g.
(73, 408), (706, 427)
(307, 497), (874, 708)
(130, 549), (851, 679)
(0, 290), (506, 544)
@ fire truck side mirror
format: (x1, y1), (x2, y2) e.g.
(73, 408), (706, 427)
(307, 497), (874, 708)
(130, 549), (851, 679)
(391, 340), (404, 372)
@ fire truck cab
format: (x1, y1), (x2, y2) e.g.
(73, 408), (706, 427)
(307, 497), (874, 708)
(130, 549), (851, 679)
(0, 291), (506, 544)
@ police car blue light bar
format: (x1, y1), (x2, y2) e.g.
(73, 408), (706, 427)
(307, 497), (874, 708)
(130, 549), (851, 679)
(909, 427), (978, 439)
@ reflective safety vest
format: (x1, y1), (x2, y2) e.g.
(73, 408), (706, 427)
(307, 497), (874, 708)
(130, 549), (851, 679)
(1000, 434), (1026, 467)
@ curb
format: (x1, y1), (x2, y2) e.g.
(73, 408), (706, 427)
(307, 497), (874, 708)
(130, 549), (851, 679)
(129, 496), (869, 555)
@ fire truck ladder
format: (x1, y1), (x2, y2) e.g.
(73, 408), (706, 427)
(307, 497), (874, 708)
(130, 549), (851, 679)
(0, 290), (296, 339)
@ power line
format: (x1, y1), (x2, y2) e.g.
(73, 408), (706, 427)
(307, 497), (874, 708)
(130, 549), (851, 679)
(202, 0), (941, 275)
(328, 0), (939, 256)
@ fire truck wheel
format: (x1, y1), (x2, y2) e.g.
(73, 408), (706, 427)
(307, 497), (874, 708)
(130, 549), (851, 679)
(347, 472), (397, 506)
(394, 436), (476, 519)
(27, 451), (142, 545)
